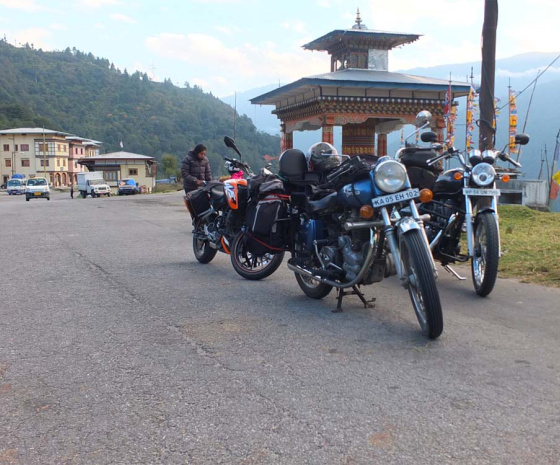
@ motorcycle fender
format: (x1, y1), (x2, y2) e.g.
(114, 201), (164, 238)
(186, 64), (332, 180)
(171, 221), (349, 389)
(397, 217), (439, 279)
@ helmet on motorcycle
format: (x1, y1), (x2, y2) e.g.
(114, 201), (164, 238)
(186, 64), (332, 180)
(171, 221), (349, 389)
(225, 160), (241, 174)
(306, 142), (341, 173)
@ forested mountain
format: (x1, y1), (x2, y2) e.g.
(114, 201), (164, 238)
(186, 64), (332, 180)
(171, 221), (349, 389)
(0, 40), (281, 178)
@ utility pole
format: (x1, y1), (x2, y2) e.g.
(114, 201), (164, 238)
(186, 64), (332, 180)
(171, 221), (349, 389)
(478, 0), (498, 151)
(43, 128), (47, 179)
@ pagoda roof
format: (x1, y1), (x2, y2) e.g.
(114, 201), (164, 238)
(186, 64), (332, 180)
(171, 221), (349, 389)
(251, 69), (471, 106)
(303, 29), (421, 52)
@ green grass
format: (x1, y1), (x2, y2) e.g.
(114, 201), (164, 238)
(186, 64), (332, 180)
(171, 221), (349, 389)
(498, 205), (560, 287)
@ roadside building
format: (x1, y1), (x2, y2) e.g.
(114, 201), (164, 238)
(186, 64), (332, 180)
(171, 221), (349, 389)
(0, 128), (100, 187)
(77, 151), (157, 192)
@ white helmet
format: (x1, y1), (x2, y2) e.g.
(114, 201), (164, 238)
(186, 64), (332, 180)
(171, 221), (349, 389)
(306, 142), (341, 173)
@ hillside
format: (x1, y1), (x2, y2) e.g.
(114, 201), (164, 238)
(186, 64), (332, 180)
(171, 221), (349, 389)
(0, 40), (281, 178)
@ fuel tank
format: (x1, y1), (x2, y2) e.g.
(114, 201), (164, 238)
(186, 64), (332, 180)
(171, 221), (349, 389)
(433, 169), (464, 197)
(337, 177), (374, 208)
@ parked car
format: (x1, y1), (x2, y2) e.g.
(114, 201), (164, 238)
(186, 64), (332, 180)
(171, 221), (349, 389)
(118, 178), (139, 195)
(25, 177), (50, 201)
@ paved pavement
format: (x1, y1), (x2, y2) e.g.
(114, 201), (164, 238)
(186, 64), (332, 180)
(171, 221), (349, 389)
(1, 190), (559, 464)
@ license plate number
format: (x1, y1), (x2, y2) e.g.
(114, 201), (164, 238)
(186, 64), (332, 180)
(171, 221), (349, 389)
(372, 189), (419, 207)
(463, 188), (500, 196)
(34, 192), (41, 196)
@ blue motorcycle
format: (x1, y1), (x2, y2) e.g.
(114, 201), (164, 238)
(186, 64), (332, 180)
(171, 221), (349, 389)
(277, 146), (443, 339)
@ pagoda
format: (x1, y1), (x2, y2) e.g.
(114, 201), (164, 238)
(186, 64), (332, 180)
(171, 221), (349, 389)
(251, 10), (471, 157)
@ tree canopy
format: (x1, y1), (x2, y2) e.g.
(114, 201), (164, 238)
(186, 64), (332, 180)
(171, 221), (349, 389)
(0, 40), (281, 178)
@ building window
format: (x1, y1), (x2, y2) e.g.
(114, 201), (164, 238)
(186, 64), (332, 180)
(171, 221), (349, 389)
(57, 158), (60, 167)
(40, 159), (50, 167)
(2, 144), (9, 151)
(5, 159), (11, 167)
(21, 159), (30, 167)
(128, 168), (138, 176)
(15, 144), (18, 151)
(105, 171), (118, 181)
(36, 142), (55, 156)
(81, 148), (84, 155)
(58, 144), (61, 151)
(20, 144), (29, 152)
(75, 162), (78, 168)
(63, 159), (67, 167)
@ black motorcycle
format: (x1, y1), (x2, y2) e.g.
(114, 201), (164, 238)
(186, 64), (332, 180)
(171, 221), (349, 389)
(398, 117), (529, 297)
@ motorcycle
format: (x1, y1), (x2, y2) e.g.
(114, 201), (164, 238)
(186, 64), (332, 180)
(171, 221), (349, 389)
(273, 146), (443, 339)
(397, 111), (529, 296)
(184, 137), (284, 280)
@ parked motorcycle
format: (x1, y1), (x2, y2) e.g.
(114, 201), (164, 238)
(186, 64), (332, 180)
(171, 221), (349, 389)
(274, 145), (443, 339)
(184, 137), (284, 280)
(398, 111), (529, 296)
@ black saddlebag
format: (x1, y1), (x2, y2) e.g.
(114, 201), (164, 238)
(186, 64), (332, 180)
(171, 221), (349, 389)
(244, 195), (289, 255)
(184, 188), (211, 220)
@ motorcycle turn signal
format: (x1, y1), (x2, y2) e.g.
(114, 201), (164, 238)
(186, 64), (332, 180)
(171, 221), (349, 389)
(419, 189), (434, 203)
(360, 205), (375, 219)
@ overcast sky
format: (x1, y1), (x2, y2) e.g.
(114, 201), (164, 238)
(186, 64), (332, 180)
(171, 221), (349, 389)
(0, 0), (558, 97)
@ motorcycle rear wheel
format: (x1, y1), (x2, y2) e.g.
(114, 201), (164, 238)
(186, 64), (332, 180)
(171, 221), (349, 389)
(471, 211), (500, 297)
(400, 229), (443, 339)
(193, 220), (217, 264)
(230, 231), (284, 280)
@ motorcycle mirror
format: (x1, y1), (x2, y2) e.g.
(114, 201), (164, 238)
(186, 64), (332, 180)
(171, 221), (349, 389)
(223, 136), (242, 157)
(515, 133), (530, 146)
(420, 131), (438, 143)
(415, 110), (432, 128)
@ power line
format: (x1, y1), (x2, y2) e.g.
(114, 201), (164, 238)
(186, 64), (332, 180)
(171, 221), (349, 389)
(497, 52), (560, 111)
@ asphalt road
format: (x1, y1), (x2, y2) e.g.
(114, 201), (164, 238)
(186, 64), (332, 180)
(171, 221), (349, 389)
(1, 190), (559, 465)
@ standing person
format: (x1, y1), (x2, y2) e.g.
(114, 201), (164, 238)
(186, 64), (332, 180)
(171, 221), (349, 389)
(181, 144), (212, 194)
(70, 184), (74, 199)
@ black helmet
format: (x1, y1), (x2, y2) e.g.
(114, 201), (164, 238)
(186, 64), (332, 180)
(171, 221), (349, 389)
(225, 160), (240, 174)
(306, 142), (341, 173)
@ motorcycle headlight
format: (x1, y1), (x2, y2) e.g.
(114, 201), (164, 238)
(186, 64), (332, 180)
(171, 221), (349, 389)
(471, 163), (496, 187)
(374, 160), (407, 193)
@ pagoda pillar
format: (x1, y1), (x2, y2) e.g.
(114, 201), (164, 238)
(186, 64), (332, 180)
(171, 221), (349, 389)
(377, 133), (387, 157)
(341, 122), (376, 157)
(280, 123), (293, 151)
(322, 125), (334, 145)
(435, 116), (446, 145)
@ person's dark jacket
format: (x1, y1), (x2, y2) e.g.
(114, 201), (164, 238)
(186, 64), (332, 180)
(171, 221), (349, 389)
(181, 151), (212, 192)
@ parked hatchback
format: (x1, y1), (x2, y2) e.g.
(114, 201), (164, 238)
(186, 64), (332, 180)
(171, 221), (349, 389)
(25, 177), (50, 201)
(118, 178), (139, 195)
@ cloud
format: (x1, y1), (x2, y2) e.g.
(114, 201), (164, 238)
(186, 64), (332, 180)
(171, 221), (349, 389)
(145, 32), (326, 96)
(10, 27), (51, 49)
(282, 20), (307, 34)
(50, 23), (67, 31)
(0, 0), (44, 11)
(93, 23), (106, 29)
(110, 13), (137, 24)
(80, 0), (121, 8)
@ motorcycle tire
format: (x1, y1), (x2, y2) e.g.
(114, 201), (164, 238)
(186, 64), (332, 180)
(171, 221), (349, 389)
(471, 211), (500, 297)
(193, 220), (217, 264)
(294, 273), (333, 300)
(400, 229), (443, 339)
(230, 230), (284, 280)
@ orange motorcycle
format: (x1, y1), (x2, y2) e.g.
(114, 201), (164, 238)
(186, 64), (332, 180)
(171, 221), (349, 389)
(184, 137), (284, 280)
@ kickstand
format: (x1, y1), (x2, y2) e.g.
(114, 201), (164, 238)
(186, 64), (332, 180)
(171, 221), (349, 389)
(444, 264), (467, 280)
(333, 285), (376, 313)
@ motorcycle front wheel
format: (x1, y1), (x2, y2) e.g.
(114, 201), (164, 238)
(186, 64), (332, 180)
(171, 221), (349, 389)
(471, 211), (500, 297)
(193, 219), (217, 264)
(230, 231), (284, 280)
(400, 229), (443, 339)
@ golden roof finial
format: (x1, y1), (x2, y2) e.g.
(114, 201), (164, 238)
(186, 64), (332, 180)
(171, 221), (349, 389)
(356, 8), (362, 27)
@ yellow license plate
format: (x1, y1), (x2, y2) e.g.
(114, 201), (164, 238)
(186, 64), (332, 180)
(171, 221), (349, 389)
(34, 192), (41, 196)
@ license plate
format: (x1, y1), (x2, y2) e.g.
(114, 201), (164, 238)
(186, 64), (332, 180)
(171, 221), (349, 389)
(463, 188), (500, 196)
(34, 192), (41, 196)
(372, 189), (419, 207)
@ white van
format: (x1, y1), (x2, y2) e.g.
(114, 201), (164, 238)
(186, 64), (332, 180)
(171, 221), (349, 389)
(7, 178), (26, 195)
